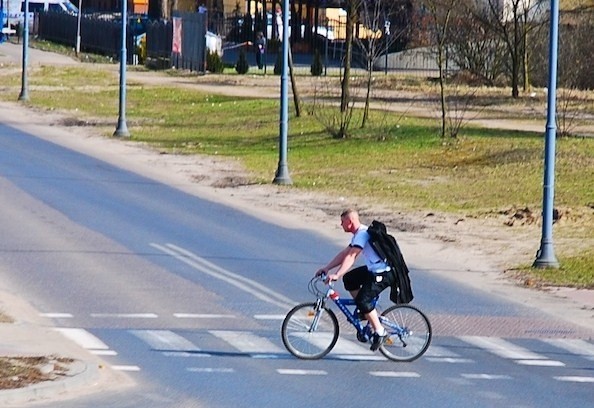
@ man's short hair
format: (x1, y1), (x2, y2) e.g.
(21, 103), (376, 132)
(341, 209), (357, 218)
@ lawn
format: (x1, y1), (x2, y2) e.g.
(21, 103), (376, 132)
(0, 56), (592, 289)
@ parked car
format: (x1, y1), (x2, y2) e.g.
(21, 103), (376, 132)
(1, 0), (78, 29)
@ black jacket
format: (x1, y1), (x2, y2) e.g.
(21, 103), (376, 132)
(367, 220), (414, 304)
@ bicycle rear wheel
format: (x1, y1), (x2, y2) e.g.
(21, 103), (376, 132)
(379, 304), (432, 362)
(281, 302), (339, 360)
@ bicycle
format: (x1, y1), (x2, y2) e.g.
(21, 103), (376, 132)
(281, 274), (432, 362)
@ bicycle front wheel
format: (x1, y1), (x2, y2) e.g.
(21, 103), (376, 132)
(379, 304), (432, 362)
(281, 302), (339, 360)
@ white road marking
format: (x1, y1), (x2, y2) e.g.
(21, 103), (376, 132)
(112, 365), (141, 372)
(53, 328), (110, 350)
(91, 350), (118, 356)
(173, 313), (235, 319)
(460, 336), (564, 366)
(426, 357), (474, 364)
(516, 359), (565, 367)
(150, 243), (296, 309)
(90, 313), (158, 319)
(187, 367), (235, 373)
(541, 339), (594, 361)
(553, 376), (594, 383)
(162, 352), (211, 358)
(461, 374), (513, 380)
(335, 355), (386, 361)
(40, 313), (73, 318)
(209, 330), (284, 354)
(253, 314), (286, 320)
(277, 369), (327, 375)
(130, 330), (201, 352)
(424, 345), (461, 358)
(369, 371), (420, 378)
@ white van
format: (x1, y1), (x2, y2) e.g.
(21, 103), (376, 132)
(2, 0), (78, 29)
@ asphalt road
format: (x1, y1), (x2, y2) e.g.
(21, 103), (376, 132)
(0, 107), (593, 407)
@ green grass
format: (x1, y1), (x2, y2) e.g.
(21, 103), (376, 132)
(1, 63), (592, 289)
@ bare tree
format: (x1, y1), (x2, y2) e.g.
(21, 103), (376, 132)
(421, 0), (458, 138)
(476, 0), (548, 98)
(447, 1), (508, 85)
(355, 0), (412, 128)
(340, 0), (361, 117)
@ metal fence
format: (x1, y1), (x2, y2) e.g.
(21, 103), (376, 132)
(170, 11), (207, 72)
(36, 11), (206, 71)
(37, 12), (137, 62)
(34, 11), (442, 76)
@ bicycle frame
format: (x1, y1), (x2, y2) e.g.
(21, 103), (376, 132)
(282, 275), (432, 361)
(318, 285), (378, 342)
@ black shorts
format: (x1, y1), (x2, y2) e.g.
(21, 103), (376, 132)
(343, 266), (394, 313)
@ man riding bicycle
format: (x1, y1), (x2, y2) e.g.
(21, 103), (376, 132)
(316, 209), (396, 351)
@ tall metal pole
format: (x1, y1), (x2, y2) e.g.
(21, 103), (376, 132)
(114, 0), (129, 137)
(18, 0), (29, 101)
(273, 0), (292, 185)
(75, 0), (82, 56)
(534, 0), (559, 268)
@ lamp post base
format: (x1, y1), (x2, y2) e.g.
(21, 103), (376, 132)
(533, 244), (559, 269)
(273, 164), (292, 185)
(113, 120), (130, 138)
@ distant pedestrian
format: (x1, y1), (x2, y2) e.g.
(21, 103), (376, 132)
(275, 4), (283, 40)
(254, 31), (266, 70)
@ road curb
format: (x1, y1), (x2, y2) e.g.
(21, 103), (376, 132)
(0, 359), (100, 406)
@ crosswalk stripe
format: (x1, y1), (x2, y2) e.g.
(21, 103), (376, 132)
(541, 339), (594, 361)
(130, 330), (201, 352)
(460, 336), (563, 366)
(209, 330), (284, 354)
(54, 328), (110, 350)
(553, 376), (594, 383)
(424, 345), (461, 358)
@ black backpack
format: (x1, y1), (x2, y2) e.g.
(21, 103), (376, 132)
(367, 220), (414, 304)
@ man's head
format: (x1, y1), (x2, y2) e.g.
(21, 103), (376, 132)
(340, 209), (360, 233)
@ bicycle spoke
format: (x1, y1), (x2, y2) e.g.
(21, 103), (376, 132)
(379, 305), (432, 362)
(281, 303), (339, 360)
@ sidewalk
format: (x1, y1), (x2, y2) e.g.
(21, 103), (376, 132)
(0, 289), (131, 406)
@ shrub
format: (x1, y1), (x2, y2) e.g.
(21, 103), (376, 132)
(310, 49), (323, 76)
(207, 51), (224, 73)
(235, 49), (249, 75)
(274, 52), (282, 75)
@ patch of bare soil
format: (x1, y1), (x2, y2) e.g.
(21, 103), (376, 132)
(0, 356), (74, 390)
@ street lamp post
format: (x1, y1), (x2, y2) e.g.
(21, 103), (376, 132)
(534, 0), (560, 268)
(273, 0), (292, 185)
(113, 0), (129, 137)
(18, 0), (29, 101)
(76, 0), (82, 56)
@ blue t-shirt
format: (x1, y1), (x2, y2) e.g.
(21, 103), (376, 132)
(350, 225), (390, 274)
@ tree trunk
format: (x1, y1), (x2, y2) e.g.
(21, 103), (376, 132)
(362, 59), (372, 128)
(341, 5), (356, 113)
(288, 46), (301, 117)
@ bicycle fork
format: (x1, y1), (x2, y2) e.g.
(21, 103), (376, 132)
(309, 298), (325, 332)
